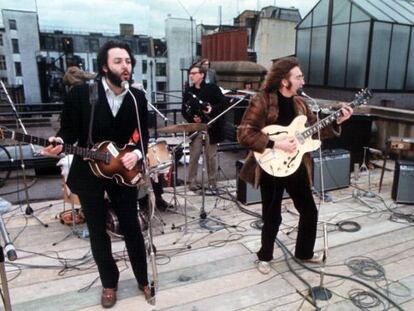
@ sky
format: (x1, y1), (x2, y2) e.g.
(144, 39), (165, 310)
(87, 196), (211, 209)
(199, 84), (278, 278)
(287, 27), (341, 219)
(0, 0), (319, 38)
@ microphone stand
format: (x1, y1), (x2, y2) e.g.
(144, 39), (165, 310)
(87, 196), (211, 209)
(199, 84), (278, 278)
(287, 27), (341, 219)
(136, 87), (169, 122)
(0, 81), (48, 227)
(0, 246), (12, 311)
(196, 95), (249, 228)
(126, 83), (157, 305)
(309, 222), (332, 300)
(299, 91), (330, 203)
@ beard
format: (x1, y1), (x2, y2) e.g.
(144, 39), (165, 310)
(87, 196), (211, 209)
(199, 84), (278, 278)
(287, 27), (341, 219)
(106, 68), (130, 88)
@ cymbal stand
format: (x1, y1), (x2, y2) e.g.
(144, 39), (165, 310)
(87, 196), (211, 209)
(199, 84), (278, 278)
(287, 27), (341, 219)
(359, 147), (375, 198)
(198, 131), (229, 231)
(0, 81), (48, 227)
(333, 146), (380, 209)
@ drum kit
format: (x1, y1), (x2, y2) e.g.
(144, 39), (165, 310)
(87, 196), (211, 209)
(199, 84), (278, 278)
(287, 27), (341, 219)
(105, 122), (207, 237)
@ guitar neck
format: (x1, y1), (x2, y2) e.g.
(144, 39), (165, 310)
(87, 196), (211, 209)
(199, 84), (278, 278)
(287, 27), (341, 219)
(302, 101), (357, 138)
(8, 131), (107, 161)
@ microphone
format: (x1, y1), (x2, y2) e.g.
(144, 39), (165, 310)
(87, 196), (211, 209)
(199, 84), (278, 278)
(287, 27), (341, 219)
(121, 80), (129, 90)
(0, 198), (17, 261)
(297, 88), (320, 112)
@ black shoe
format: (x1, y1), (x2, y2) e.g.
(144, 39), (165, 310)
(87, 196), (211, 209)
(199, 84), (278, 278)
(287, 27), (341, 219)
(156, 198), (173, 211)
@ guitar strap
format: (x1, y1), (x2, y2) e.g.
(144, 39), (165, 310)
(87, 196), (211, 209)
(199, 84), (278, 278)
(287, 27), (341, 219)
(87, 82), (99, 147)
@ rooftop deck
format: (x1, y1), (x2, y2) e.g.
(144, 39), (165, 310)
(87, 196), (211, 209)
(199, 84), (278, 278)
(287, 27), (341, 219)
(1, 161), (414, 311)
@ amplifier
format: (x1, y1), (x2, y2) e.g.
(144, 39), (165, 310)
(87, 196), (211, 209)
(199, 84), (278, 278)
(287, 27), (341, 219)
(311, 149), (350, 192)
(235, 160), (288, 205)
(392, 160), (414, 204)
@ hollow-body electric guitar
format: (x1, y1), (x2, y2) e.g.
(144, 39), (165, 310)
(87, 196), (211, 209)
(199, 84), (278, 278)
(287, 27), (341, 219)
(0, 127), (143, 187)
(253, 89), (372, 177)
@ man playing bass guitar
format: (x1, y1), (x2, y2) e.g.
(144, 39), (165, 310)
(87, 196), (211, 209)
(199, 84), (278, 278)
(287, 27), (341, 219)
(43, 40), (152, 308)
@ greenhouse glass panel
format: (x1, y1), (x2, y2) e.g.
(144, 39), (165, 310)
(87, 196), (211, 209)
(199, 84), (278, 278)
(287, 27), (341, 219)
(406, 28), (414, 90)
(387, 25), (410, 90)
(312, 0), (329, 27)
(368, 22), (392, 89)
(296, 29), (311, 81)
(309, 26), (327, 85)
(346, 22), (369, 88)
(332, 0), (350, 24)
(328, 24), (349, 86)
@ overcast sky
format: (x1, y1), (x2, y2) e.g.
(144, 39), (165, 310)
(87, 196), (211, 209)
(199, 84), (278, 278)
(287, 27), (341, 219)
(0, 0), (318, 37)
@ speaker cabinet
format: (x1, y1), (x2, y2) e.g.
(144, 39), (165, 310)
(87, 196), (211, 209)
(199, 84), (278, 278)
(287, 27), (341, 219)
(311, 149), (350, 192)
(236, 160), (288, 205)
(392, 160), (414, 204)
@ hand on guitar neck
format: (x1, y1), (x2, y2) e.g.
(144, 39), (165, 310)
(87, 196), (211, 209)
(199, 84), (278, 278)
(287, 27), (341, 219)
(336, 103), (353, 124)
(42, 136), (64, 156)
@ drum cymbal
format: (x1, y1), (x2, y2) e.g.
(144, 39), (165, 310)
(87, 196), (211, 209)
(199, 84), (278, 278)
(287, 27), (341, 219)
(158, 123), (207, 133)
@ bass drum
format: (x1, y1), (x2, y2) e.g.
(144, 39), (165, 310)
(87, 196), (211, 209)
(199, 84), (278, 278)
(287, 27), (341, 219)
(105, 206), (148, 239)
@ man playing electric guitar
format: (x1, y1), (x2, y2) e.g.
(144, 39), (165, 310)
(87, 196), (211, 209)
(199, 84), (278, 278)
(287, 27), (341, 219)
(182, 62), (226, 192)
(237, 57), (353, 274)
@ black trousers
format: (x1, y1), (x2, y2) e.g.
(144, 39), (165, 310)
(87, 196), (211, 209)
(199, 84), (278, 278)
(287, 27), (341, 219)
(77, 180), (148, 289)
(258, 164), (318, 261)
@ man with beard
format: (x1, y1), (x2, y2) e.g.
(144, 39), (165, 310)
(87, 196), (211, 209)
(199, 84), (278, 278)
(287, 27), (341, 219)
(43, 40), (152, 308)
(237, 57), (353, 274)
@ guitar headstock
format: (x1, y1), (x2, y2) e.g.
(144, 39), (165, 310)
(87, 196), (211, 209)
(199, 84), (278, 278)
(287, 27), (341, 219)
(0, 126), (12, 140)
(353, 88), (373, 107)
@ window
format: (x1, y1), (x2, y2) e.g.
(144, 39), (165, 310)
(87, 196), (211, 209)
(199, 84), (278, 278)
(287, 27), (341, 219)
(0, 55), (6, 70)
(15, 62), (22, 76)
(0, 34), (3, 46)
(92, 59), (97, 72)
(42, 36), (55, 50)
(143, 79), (147, 89)
(155, 62), (166, 76)
(142, 60), (147, 74)
(1, 77), (8, 85)
(156, 81), (167, 101)
(89, 38), (99, 52)
(12, 39), (19, 54)
(9, 19), (17, 30)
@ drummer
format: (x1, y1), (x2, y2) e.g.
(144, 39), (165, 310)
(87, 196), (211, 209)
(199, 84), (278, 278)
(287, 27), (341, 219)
(182, 62), (226, 192)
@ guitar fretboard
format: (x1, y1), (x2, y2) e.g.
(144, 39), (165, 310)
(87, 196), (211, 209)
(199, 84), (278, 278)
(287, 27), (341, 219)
(301, 101), (357, 139)
(6, 131), (108, 161)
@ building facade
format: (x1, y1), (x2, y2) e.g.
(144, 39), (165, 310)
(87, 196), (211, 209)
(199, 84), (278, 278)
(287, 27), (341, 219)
(0, 9), (41, 104)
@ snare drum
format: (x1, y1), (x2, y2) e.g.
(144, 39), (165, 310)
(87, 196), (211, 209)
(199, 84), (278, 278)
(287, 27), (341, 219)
(147, 141), (172, 173)
(106, 207), (148, 239)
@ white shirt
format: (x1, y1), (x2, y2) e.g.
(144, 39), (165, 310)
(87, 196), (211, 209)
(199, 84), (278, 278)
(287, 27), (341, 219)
(102, 77), (142, 160)
(102, 77), (128, 117)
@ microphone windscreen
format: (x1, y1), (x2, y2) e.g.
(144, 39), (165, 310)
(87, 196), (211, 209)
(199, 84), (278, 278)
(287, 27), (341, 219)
(0, 198), (11, 214)
(121, 81), (129, 90)
(297, 88), (305, 96)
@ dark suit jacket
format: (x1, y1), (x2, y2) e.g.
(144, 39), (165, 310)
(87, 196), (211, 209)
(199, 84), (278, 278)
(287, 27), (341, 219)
(57, 80), (149, 193)
(182, 81), (226, 144)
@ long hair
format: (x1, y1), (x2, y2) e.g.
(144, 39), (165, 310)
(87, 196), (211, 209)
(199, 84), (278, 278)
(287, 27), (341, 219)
(96, 40), (136, 77)
(261, 57), (301, 93)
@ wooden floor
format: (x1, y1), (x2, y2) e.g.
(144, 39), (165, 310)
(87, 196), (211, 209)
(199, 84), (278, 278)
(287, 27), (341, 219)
(1, 163), (414, 311)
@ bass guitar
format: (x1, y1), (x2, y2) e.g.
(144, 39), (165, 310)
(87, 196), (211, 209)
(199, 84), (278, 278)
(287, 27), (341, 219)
(0, 127), (143, 187)
(253, 89), (372, 177)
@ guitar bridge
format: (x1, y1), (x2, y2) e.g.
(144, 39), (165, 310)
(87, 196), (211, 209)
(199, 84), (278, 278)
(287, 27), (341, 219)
(104, 153), (111, 165)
